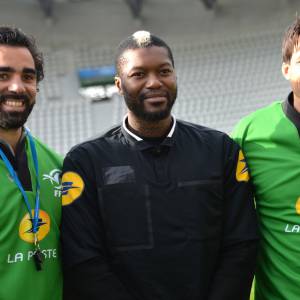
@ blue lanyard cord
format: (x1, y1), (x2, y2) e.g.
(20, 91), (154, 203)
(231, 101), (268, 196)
(0, 128), (40, 234)
(26, 128), (40, 233)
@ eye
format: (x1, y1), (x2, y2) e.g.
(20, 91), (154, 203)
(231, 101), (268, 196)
(131, 71), (145, 78)
(22, 73), (36, 82)
(160, 68), (172, 76)
(0, 73), (9, 80)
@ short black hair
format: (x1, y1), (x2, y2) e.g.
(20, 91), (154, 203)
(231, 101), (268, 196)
(0, 26), (44, 82)
(115, 31), (174, 75)
(282, 17), (300, 63)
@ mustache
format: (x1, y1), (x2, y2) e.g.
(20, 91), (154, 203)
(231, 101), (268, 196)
(140, 91), (169, 101)
(0, 94), (30, 103)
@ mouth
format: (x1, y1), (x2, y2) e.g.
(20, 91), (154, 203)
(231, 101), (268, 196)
(145, 96), (166, 102)
(3, 99), (25, 106)
(1, 99), (26, 111)
(143, 92), (168, 103)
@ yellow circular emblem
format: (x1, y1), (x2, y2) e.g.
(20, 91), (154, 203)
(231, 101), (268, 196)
(19, 210), (50, 243)
(236, 150), (250, 182)
(61, 171), (85, 206)
(295, 197), (300, 215)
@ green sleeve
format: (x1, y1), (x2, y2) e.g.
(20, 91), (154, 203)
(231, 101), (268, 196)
(231, 117), (251, 148)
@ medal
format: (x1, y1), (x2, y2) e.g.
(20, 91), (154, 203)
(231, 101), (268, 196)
(33, 233), (44, 271)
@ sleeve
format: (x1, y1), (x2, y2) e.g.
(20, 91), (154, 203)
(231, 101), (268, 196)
(207, 137), (259, 300)
(230, 116), (249, 148)
(61, 147), (137, 300)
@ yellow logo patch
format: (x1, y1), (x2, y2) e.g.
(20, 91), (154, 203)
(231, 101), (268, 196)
(19, 210), (50, 243)
(61, 171), (84, 206)
(236, 150), (250, 182)
(295, 197), (300, 215)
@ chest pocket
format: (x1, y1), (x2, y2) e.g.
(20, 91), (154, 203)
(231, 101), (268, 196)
(175, 179), (223, 239)
(98, 182), (153, 250)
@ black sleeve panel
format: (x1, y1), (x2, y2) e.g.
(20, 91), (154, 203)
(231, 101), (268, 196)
(207, 137), (259, 300)
(207, 242), (257, 300)
(61, 148), (136, 300)
(63, 257), (137, 300)
(61, 149), (103, 267)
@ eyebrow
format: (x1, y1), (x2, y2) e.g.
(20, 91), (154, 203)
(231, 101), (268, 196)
(130, 62), (173, 70)
(160, 63), (173, 67)
(0, 67), (14, 72)
(23, 68), (37, 75)
(0, 66), (36, 75)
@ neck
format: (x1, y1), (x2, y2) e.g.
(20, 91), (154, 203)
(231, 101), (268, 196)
(127, 112), (172, 138)
(0, 127), (23, 153)
(294, 93), (300, 114)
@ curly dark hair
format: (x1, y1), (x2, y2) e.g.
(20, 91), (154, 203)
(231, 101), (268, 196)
(0, 26), (44, 82)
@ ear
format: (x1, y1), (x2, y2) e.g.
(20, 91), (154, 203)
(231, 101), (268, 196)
(114, 76), (123, 95)
(282, 62), (290, 80)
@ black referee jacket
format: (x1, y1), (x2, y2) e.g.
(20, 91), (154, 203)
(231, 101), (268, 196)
(61, 118), (258, 300)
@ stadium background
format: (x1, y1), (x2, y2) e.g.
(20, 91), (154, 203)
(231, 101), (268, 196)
(1, 0), (297, 155)
(3, 1), (298, 298)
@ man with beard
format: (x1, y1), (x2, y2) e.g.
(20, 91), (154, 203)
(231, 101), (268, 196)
(0, 27), (62, 300)
(232, 18), (300, 300)
(61, 31), (258, 300)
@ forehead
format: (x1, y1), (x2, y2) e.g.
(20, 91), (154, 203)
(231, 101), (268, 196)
(289, 35), (300, 58)
(290, 47), (300, 63)
(0, 45), (35, 69)
(120, 46), (173, 72)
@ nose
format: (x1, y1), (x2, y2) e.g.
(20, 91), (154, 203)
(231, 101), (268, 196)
(8, 76), (26, 93)
(146, 73), (163, 89)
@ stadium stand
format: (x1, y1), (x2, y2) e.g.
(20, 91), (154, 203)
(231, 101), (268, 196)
(2, 0), (296, 154)
(28, 102), (94, 154)
(25, 29), (290, 154)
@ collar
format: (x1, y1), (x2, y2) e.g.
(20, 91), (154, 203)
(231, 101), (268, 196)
(282, 92), (300, 136)
(121, 115), (176, 151)
(0, 128), (32, 190)
(0, 129), (27, 165)
(122, 115), (177, 141)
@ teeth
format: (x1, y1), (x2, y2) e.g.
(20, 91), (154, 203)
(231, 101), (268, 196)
(4, 100), (24, 107)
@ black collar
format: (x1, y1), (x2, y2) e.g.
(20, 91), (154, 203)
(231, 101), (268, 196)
(282, 92), (300, 136)
(0, 131), (26, 169)
(121, 117), (176, 152)
(0, 131), (32, 190)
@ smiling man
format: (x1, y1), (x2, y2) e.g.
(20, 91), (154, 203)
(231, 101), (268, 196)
(61, 31), (258, 300)
(0, 27), (62, 300)
(232, 18), (300, 300)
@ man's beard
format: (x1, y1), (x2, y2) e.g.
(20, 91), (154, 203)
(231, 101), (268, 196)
(123, 86), (177, 122)
(0, 94), (35, 130)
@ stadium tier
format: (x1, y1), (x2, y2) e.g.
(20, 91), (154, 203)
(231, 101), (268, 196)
(27, 29), (289, 154)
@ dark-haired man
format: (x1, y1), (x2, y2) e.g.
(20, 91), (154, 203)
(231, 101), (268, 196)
(232, 18), (300, 300)
(61, 30), (258, 300)
(0, 26), (62, 300)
